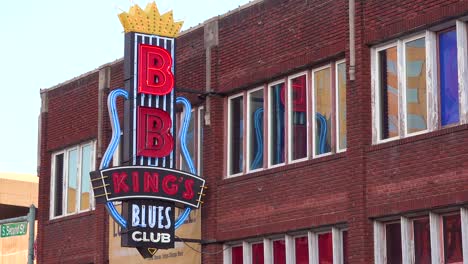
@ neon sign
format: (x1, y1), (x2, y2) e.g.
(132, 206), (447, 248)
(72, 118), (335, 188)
(90, 2), (205, 259)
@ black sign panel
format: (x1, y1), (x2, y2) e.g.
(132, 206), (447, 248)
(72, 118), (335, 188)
(121, 200), (175, 249)
(90, 166), (205, 208)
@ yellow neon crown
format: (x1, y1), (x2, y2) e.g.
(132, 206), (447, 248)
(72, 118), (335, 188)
(118, 2), (183, 38)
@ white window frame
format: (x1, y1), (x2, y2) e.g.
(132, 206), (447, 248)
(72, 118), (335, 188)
(374, 208), (468, 264)
(226, 61), (347, 177)
(50, 141), (96, 220)
(268, 79), (287, 168)
(246, 87), (265, 173)
(312, 64), (334, 158)
(223, 228), (347, 264)
(227, 93), (245, 178)
(372, 20), (468, 144)
(335, 60), (347, 153)
(402, 33), (430, 137)
(372, 42), (400, 144)
(197, 106), (204, 175)
(287, 71), (310, 164)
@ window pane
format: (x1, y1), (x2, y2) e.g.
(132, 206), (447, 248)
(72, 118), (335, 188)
(439, 29), (459, 126)
(67, 149), (78, 214)
(198, 108), (204, 176)
(252, 242), (264, 264)
(314, 68), (332, 155)
(54, 154), (64, 217)
(270, 83), (285, 165)
(232, 245), (243, 264)
(343, 231), (348, 264)
(405, 38), (427, 133)
(414, 218), (431, 264)
(181, 110), (196, 173)
(295, 236), (309, 264)
(386, 222), (402, 264)
(273, 239), (286, 264)
(229, 96), (244, 174)
(443, 214), (463, 263)
(290, 75), (308, 160)
(249, 90), (264, 170)
(379, 47), (399, 139)
(318, 232), (333, 264)
(80, 145), (93, 211)
(337, 62), (347, 150)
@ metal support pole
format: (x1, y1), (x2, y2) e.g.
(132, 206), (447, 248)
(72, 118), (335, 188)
(0, 216), (28, 225)
(27, 204), (36, 264)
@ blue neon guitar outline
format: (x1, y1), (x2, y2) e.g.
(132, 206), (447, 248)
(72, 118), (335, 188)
(100, 89), (194, 229)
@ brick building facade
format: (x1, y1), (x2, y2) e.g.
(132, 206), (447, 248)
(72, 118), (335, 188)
(37, 0), (468, 263)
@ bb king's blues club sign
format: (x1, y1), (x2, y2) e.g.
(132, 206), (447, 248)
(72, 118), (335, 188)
(90, 2), (206, 259)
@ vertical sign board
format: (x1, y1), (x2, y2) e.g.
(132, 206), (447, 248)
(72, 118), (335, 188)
(90, 2), (205, 260)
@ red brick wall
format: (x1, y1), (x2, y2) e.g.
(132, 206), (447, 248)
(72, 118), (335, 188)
(216, 0), (347, 93)
(37, 0), (468, 263)
(38, 71), (106, 263)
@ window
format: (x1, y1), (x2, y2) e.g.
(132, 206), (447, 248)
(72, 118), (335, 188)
(374, 208), (468, 264)
(248, 88), (265, 172)
(295, 236), (309, 264)
(377, 45), (399, 140)
(443, 214), (463, 263)
(385, 222), (402, 264)
(224, 228), (347, 263)
(336, 61), (347, 151)
(318, 232), (333, 264)
(372, 21), (468, 143)
(178, 106), (204, 176)
(273, 239), (286, 264)
(413, 217), (431, 264)
(227, 61), (346, 177)
(228, 94), (244, 176)
(269, 81), (286, 167)
(438, 29), (459, 127)
(252, 242), (264, 264)
(50, 141), (96, 219)
(289, 73), (308, 161)
(405, 37), (427, 134)
(232, 245), (243, 264)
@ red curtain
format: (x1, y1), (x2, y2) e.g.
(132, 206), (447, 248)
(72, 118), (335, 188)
(386, 223), (402, 264)
(232, 245), (243, 264)
(295, 236), (309, 264)
(343, 231), (348, 264)
(443, 214), (463, 263)
(414, 218), (431, 264)
(273, 240), (286, 264)
(252, 243), (264, 264)
(318, 233), (333, 264)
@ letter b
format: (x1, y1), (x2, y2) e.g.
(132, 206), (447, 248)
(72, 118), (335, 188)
(138, 44), (174, 96)
(137, 106), (174, 158)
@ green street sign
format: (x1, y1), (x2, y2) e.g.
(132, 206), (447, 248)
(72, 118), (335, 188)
(1, 222), (28, 238)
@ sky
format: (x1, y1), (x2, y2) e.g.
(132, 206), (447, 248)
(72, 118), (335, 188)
(0, 0), (251, 175)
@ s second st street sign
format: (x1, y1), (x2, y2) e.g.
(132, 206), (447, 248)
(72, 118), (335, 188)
(1, 222), (27, 238)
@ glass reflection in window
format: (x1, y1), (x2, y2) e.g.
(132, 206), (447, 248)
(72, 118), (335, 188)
(379, 47), (399, 140)
(314, 68), (332, 155)
(290, 75), (307, 160)
(249, 89), (264, 170)
(229, 96), (244, 175)
(67, 149), (78, 214)
(270, 83), (285, 165)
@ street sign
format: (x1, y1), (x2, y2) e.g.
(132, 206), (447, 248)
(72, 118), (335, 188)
(1, 222), (27, 238)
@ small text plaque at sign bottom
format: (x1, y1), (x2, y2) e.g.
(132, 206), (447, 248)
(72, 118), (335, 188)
(1, 222), (27, 238)
(121, 200), (175, 249)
